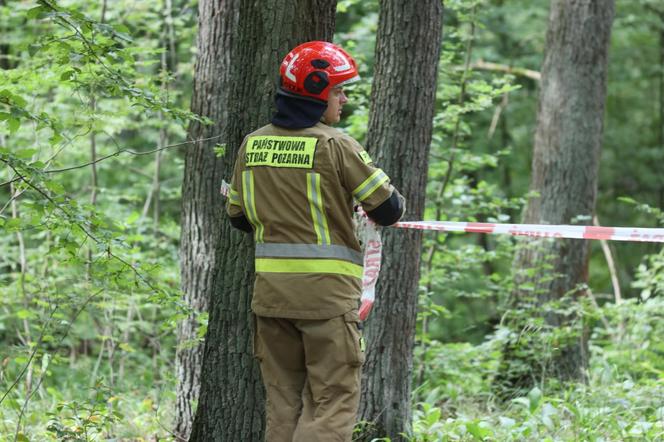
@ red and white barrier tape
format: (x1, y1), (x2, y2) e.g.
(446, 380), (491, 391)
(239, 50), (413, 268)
(358, 218), (381, 321)
(358, 220), (664, 320)
(394, 221), (664, 243)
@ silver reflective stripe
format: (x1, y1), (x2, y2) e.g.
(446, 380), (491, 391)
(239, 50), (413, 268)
(242, 170), (264, 242)
(255, 243), (363, 266)
(308, 173), (330, 245)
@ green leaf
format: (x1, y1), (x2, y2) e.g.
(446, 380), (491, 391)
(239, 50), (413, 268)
(16, 432), (29, 442)
(527, 387), (542, 412)
(28, 43), (41, 57)
(44, 180), (65, 195)
(113, 24), (133, 42)
(60, 70), (75, 81)
(465, 420), (491, 439)
(214, 143), (226, 157)
(16, 309), (33, 320)
(15, 148), (37, 159)
(126, 211), (140, 224)
(26, 5), (48, 19)
(49, 132), (63, 146)
(8, 117), (20, 134)
(5, 218), (22, 232)
(119, 342), (135, 353)
(41, 353), (50, 372)
(115, 24), (131, 34)
(617, 196), (637, 205)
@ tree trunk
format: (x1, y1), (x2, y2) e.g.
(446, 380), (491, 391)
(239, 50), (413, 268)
(179, 1), (336, 440)
(659, 12), (664, 155)
(358, 1), (443, 440)
(0, 0), (12, 70)
(660, 13), (664, 211)
(495, 0), (615, 396)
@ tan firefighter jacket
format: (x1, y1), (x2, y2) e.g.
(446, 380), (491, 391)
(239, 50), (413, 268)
(227, 122), (396, 319)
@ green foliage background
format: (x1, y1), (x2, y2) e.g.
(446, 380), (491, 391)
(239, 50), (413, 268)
(1, 0), (662, 440)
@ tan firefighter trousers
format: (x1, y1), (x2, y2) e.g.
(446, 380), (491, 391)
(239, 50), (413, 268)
(254, 311), (365, 442)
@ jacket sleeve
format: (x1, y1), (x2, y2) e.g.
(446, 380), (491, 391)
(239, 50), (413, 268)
(226, 140), (253, 233)
(330, 135), (406, 224)
(366, 188), (406, 226)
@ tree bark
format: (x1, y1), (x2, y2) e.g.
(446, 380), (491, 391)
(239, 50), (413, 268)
(659, 11), (664, 158)
(496, 0), (615, 395)
(358, 1), (443, 440)
(179, 1), (336, 440)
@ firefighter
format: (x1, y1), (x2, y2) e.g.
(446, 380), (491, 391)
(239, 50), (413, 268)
(227, 41), (405, 442)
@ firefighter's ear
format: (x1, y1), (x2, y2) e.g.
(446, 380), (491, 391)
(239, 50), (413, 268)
(303, 71), (329, 95)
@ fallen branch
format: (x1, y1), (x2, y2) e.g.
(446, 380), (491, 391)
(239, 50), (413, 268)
(466, 59), (541, 81)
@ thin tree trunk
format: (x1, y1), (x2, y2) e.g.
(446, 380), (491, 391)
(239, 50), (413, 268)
(359, 1), (443, 440)
(593, 215), (622, 304)
(86, 1), (105, 280)
(10, 172), (32, 407)
(179, 1), (336, 440)
(0, 0), (12, 70)
(87, 95), (97, 281)
(117, 304), (134, 380)
(496, 0), (615, 395)
(142, 0), (174, 233)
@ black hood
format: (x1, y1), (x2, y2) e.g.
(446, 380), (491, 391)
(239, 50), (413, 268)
(271, 89), (327, 129)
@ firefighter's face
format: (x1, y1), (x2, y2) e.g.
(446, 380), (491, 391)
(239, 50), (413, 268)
(322, 87), (347, 125)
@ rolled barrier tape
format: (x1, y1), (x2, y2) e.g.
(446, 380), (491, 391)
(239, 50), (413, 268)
(220, 179), (231, 197)
(360, 225), (382, 321)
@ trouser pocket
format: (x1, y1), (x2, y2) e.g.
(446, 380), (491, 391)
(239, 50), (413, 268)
(342, 310), (365, 367)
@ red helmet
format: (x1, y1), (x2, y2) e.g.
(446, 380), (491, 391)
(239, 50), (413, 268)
(279, 41), (360, 102)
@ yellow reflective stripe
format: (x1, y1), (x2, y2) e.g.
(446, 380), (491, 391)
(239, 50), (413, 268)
(255, 258), (363, 279)
(242, 170), (264, 242)
(352, 169), (389, 202)
(307, 173), (330, 245)
(229, 188), (241, 206)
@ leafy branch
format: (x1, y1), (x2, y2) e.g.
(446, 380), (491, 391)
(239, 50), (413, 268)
(0, 134), (223, 188)
(1, 157), (165, 296)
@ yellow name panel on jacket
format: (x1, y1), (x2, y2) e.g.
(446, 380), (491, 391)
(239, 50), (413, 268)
(227, 123), (393, 320)
(245, 136), (317, 168)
